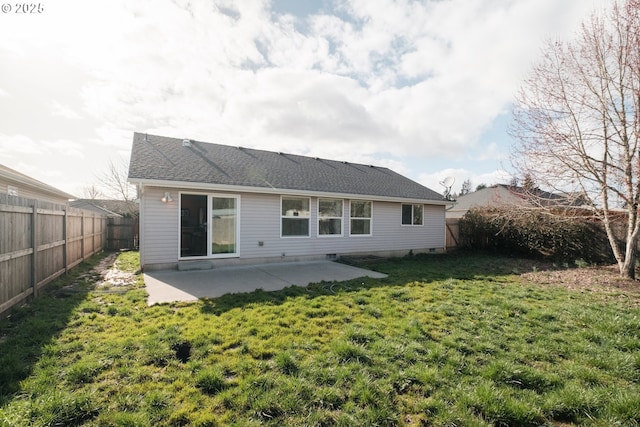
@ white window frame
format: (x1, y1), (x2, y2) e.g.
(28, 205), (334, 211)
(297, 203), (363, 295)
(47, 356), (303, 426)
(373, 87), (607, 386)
(349, 200), (372, 237)
(178, 191), (241, 260)
(317, 198), (343, 237)
(401, 203), (424, 226)
(280, 196), (311, 238)
(210, 194), (241, 258)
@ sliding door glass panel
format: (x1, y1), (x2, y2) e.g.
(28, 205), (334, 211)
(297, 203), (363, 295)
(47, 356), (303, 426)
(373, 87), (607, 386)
(211, 197), (237, 255)
(180, 194), (207, 257)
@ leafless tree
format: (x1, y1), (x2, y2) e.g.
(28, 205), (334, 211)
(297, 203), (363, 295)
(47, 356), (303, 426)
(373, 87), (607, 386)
(82, 184), (104, 200)
(94, 157), (139, 218)
(460, 179), (473, 196)
(99, 157), (136, 201)
(511, 0), (640, 278)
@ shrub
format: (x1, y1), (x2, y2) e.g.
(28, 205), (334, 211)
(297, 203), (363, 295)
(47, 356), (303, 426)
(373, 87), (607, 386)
(459, 207), (614, 263)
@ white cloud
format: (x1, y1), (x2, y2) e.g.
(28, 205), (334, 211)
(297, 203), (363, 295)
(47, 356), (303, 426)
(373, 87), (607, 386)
(50, 101), (82, 119)
(475, 142), (508, 162)
(0, 0), (613, 195)
(304, 0), (612, 157)
(0, 133), (83, 160)
(0, 133), (86, 195)
(473, 170), (513, 188)
(45, 139), (85, 159)
(70, 0), (606, 159)
(0, 133), (45, 158)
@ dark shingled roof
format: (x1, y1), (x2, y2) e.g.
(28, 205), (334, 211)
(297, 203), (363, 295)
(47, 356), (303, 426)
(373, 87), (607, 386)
(128, 133), (444, 202)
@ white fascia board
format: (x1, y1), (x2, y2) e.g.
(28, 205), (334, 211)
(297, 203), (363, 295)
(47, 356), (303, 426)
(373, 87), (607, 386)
(130, 178), (450, 206)
(1, 169), (76, 200)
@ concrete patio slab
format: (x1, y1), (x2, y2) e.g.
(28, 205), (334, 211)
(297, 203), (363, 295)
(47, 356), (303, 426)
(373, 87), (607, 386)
(144, 261), (388, 305)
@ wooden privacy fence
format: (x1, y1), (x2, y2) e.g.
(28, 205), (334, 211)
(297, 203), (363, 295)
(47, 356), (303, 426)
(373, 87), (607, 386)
(445, 218), (460, 251)
(107, 217), (139, 251)
(0, 194), (107, 316)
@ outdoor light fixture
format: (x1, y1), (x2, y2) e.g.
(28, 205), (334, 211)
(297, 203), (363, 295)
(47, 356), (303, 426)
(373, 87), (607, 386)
(161, 192), (173, 203)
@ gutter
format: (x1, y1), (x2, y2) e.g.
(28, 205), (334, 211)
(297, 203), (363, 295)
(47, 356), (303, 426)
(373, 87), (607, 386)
(128, 178), (451, 206)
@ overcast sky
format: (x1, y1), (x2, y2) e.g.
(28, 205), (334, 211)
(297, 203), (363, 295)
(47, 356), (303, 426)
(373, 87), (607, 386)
(0, 0), (610, 198)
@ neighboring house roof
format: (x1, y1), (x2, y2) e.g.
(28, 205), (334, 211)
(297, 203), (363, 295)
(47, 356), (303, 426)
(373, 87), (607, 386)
(69, 199), (126, 217)
(446, 184), (581, 219)
(128, 133), (445, 203)
(0, 163), (75, 202)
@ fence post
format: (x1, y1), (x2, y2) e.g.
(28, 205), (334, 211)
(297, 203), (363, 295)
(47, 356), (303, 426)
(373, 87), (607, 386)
(93, 214), (97, 253)
(31, 200), (38, 298)
(81, 209), (85, 260)
(63, 207), (68, 274)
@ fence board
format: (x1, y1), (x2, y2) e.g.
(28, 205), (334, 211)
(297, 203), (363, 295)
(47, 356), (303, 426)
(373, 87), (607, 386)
(446, 218), (460, 251)
(107, 217), (139, 250)
(0, 248), (33, 263)
(0, 204), (32, 214)
(0, 194), (108, 316)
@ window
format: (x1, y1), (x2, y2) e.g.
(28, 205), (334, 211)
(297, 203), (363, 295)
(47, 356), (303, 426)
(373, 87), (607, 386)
(402, 204), (423, 225)
(350, 200), (372, 236)
(282, 197), (310, 237)
(318, 199), (343, 236)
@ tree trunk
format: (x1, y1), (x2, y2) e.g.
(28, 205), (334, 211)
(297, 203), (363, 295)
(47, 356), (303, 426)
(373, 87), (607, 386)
(620, 240), (637, 279)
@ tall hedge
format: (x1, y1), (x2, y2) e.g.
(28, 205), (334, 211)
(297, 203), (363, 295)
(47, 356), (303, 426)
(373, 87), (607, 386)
(458, 207), (614, 263)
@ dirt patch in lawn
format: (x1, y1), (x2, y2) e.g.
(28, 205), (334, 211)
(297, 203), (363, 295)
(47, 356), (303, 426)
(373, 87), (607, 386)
(55, 252), (138, 297)
(522, 264), (640, 302)
(93, 252), (138, 288)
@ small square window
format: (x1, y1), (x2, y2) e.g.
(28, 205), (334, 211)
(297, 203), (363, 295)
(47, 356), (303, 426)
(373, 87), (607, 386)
(401, 204), (423, 226)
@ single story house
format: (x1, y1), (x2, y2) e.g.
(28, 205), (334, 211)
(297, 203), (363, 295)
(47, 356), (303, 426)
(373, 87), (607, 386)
(70, 199), (123, 218)
(128, 133), (448, 271)
(0, 163), (75, 205)
(446, 184), (583, 219)
(70, 199), (139, 218)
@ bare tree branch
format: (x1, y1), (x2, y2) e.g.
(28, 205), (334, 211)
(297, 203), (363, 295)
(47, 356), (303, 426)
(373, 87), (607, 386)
(82, 185), (104, 200)
(98, 157), (136, 202)
(510, 0), (640, 279)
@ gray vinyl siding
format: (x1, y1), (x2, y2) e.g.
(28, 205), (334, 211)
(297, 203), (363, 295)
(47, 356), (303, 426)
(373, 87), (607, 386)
(140, 187), (180, 266)
(140, 186), (445, 268)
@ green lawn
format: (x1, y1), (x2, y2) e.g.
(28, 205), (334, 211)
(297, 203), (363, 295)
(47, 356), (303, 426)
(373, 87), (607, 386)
(1, 252), (639, 426)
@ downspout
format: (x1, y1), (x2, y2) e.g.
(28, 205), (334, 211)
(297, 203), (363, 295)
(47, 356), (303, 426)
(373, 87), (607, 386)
(137, 183), (145, 271)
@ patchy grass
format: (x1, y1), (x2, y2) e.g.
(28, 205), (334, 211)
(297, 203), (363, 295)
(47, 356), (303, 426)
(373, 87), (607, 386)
(1, 252), (639, 426)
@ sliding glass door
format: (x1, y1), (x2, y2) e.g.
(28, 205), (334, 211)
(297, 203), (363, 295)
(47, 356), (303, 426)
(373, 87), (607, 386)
(180, 193), (239, 258)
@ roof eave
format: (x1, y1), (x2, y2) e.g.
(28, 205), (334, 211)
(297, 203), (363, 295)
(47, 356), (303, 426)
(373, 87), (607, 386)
(0, 166), (76, 200)
(129, 178), (449, 206)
